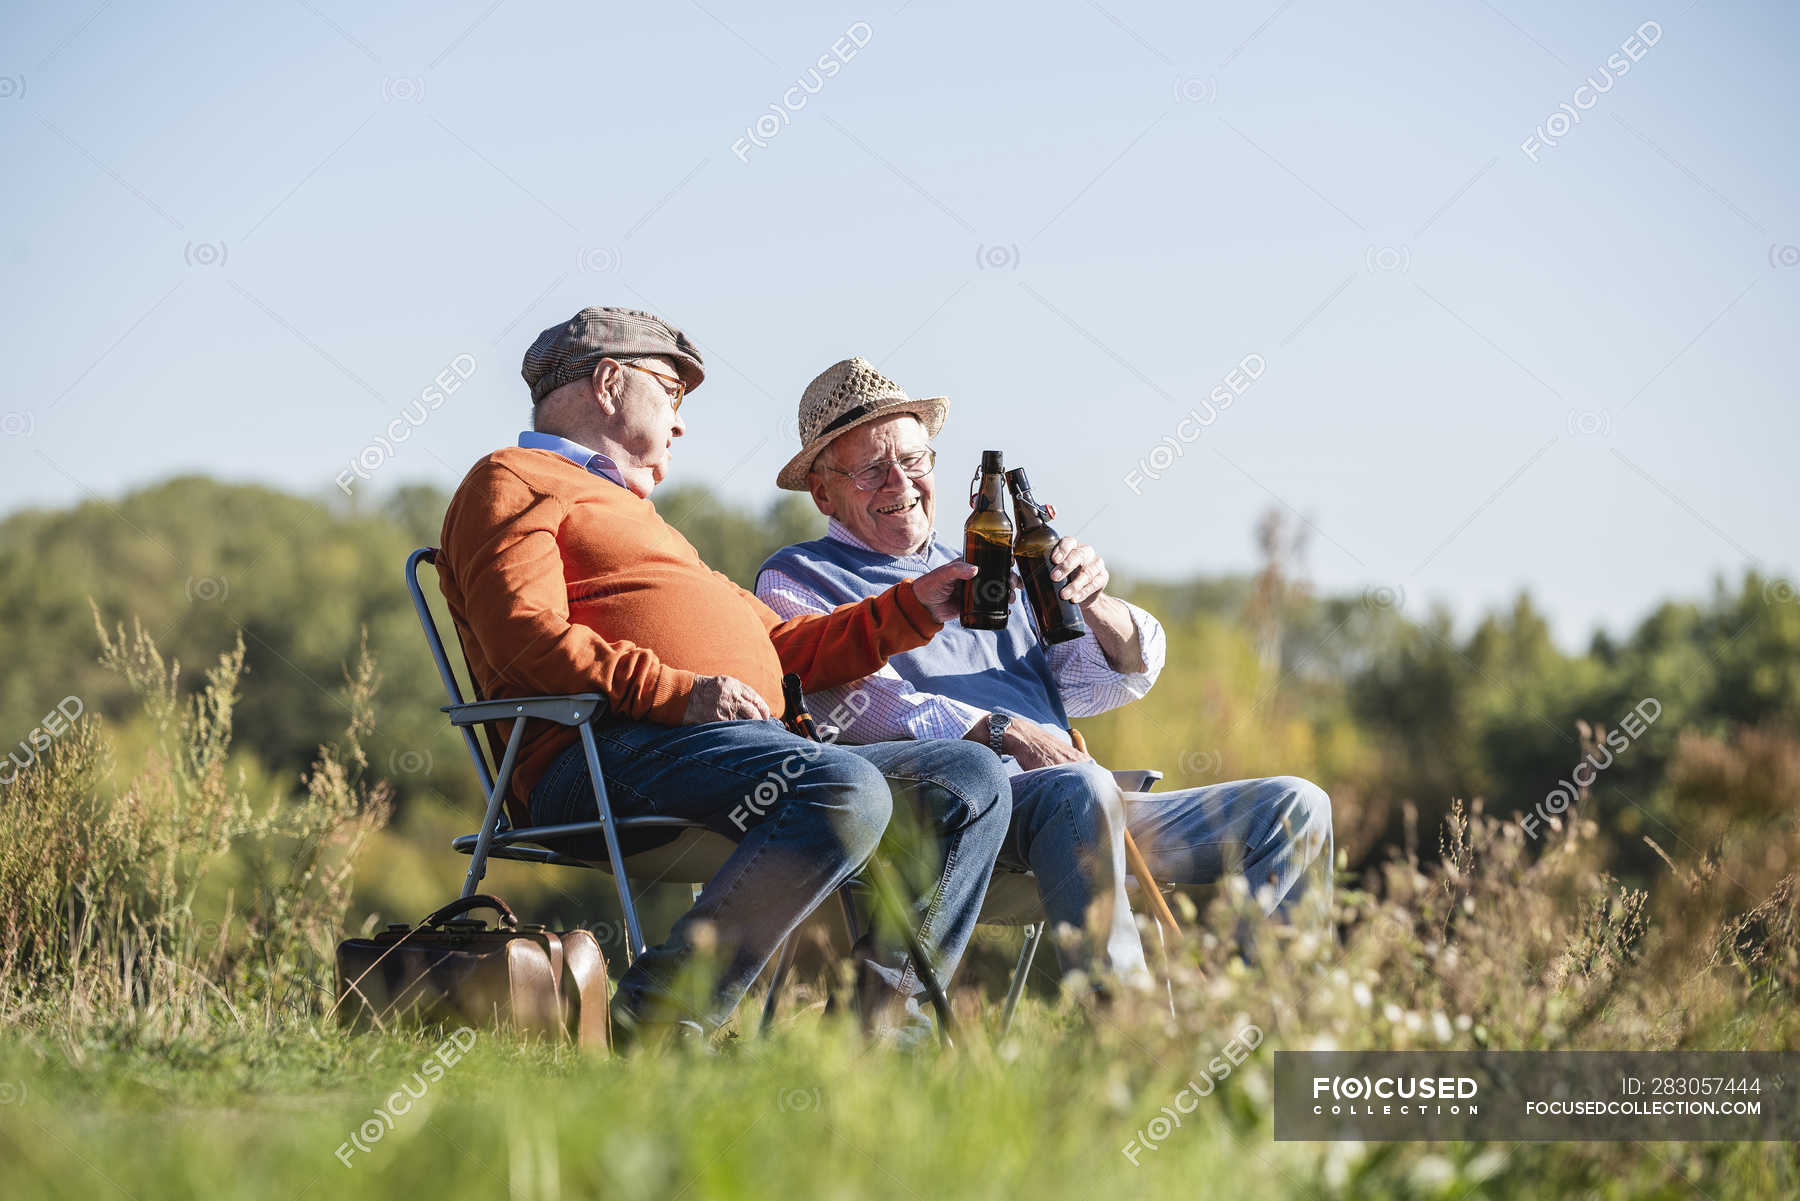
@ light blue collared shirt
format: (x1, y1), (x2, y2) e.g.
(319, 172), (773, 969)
(516, 431), (628, 490)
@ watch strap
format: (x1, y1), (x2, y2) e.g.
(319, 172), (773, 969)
(987, 710), (1011, 754)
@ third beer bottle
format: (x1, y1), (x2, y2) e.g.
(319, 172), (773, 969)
(961, 450), (1013, 630)
(1005, 466), (1089, 645)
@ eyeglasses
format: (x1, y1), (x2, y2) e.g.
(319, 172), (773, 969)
(599, 359), (686, 413)
(822, 447), (937, 491)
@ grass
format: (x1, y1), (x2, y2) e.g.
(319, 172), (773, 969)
(1, 624), (1797, 1200)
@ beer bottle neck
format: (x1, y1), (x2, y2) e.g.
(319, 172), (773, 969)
(1018, 487), (1051, 529)
(973, 473), (1008, 512)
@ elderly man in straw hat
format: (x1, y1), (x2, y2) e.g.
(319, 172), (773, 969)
(756, 358), (1334, 986)
(437, 311), (1012, 1047)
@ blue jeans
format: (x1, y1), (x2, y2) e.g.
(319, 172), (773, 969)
(528, 719), (1010, 1036)
(1002, 767), (1333, 976)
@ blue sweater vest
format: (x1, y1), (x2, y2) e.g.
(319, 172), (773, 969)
(757, 534), (1072, 736)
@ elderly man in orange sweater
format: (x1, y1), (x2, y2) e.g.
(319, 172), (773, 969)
(437, 307), (1009, 1047)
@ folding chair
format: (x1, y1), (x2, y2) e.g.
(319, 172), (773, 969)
(403, 548), (957, 1045)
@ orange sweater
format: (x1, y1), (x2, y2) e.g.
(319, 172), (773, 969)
(437, 446), (941, 823)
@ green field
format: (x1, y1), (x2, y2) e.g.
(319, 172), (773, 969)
(3, 497), (1797, 1199)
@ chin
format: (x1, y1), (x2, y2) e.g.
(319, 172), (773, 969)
(870, 516), (929, 554)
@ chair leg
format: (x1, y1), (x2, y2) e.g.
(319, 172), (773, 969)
(579, 723), (647, 963)
(759, 934), (799, 1036)
(818, 888), (862, 1021)
(837, 888), (861, 943)
(461, 717), (528, 899)
(999, 922), (1044, 1036)
(861, 855), (958, 1050)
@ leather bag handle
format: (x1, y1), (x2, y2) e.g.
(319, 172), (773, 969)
(422, 893), (519, 929)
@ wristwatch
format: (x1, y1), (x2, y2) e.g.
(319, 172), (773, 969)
(987, 709), (1012, 755)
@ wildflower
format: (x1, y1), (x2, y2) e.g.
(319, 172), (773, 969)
(1410, 1155), (1456, 1191)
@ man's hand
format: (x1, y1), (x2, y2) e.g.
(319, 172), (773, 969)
(1049, 536), (1147, 673)
(912, 559), (978, 623)
(966, 713), (1093, 772)
(1049, 536), (1111, 609)
(683, 674), (773, 724)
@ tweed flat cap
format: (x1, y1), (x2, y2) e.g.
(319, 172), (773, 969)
(521, 307), (704, 403)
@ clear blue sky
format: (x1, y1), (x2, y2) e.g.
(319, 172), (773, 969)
(2, 0), (1794, 648)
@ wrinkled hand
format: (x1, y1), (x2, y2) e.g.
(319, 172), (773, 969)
(912, 559), (978, 623)
(1000, 714), (1093, 772)
(1050, 536), (1111, 610)
(683, 674), (773, 724)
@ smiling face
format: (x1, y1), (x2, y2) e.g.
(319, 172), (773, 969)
(806, 413), (937, 556)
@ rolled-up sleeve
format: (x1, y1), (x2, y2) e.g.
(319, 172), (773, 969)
(1045, 599), (1165, 718)
(756, 567), (986, 744)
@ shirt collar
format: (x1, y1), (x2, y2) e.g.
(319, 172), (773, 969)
(824, 518), (945, 564)
(517, 431), (628, 489)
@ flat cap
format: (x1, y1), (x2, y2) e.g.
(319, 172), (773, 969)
(521, 306), (705, 403)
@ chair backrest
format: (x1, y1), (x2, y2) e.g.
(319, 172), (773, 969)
(404, 547), (497, 797)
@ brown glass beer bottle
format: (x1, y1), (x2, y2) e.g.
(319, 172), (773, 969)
(1005, 467), (1089, 645)
(961, 451), (1013, 630)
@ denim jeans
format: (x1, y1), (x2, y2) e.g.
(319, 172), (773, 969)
(1001, 762), (1150, 982)
(528, 718), (1009, 1037)
(1125, 774), (1334, 916)
(1001, 766), (1333, 977)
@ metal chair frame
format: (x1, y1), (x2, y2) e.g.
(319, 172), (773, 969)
(404, 547), (956, 1045)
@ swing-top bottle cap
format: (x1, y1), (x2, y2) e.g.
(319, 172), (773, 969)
(979, 450), (1005, 473)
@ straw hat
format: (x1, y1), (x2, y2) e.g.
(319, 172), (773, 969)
(776, 357), (949, 490)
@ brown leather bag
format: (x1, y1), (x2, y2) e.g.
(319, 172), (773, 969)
(334, 894), (610, 1051)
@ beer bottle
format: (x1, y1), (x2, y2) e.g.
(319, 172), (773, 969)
(780, 672), (822, 742)
(1005, 467), (1089, 645)
(961, 451), (1013, 630)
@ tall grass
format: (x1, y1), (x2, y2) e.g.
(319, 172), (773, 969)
(0, 612), (390, 1039)
(1, 619), (1796, 1199)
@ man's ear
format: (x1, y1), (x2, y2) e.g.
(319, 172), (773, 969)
(591, 359), (622, 416)
(807, 471), (838, 518)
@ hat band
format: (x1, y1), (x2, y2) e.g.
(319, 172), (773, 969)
(818, 403), (877, 437)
